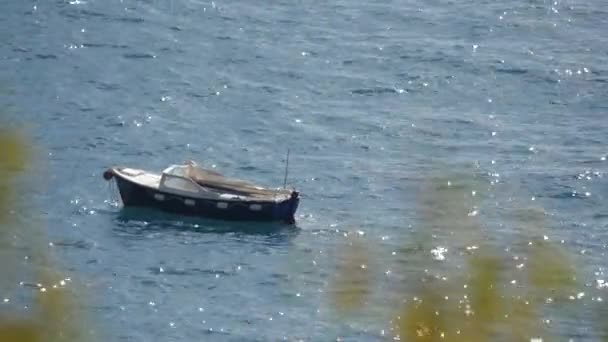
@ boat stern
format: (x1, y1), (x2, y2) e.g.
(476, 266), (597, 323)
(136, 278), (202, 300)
(285, 191), (300, 224)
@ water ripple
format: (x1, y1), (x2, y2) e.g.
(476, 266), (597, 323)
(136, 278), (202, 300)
(3, 0), (607, 339)
(123, 53), (156, 59)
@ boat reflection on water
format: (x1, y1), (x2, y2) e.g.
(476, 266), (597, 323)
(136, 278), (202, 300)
(113, 206), (301, 238)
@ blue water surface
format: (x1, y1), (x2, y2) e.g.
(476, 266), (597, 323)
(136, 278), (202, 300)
(1, 0), (607, 340)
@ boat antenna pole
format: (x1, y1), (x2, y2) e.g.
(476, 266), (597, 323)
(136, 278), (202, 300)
(283, 148), (290, 189)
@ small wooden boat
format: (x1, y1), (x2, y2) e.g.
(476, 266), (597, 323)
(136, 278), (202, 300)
(103, 161), (299, 223)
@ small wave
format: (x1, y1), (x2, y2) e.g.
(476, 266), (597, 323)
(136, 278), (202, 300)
(547, 191), (591, 200)
(220, 15), (237, 22)
(399, 52), (447, 63)
(237, 165), (257, 171)
(203, 328), (231, 336)
(400, 55), (445, 63)
(88, 80), (121, 91)
(549, 100), (567, 106)
(278, 18), (299, 25)
(60, 9), (105, 20)
(52, 239), (95, 250)
(115, 17), (144, 24)
(492, 66), (528, 75)
(239, 128), (258, 134)
(79, 9), (105, 18)
(82, 42), (129, 49)
(186, 91), (208, 99)
(396, 73), (421, 81)
(591, 78), (608, 84)
(35, 54), (57, 60)
(260, 85), (281, 94)
(284, 70), (303, 80)
(123, 53), (156, 59)
(441, 118), (474, 126)
(104, 120), (126, 128)
(61, 9), (142, 24)
(351, 87), (398, 96)
(147, 266), (232, 276)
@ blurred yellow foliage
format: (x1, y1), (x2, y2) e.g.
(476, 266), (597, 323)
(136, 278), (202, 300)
(329, 173), (587, 341)
(0, 130), (27, 171)
(0, 129), (90, 342)
(396, 289), (444, 341)
(330, 235), (371, 315)
(0, 321), (41, 342)
(527, 239), (576, 294)
(0, 130), (28, 225)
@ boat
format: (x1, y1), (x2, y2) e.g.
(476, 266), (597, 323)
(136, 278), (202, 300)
(102, 160), (299, 223)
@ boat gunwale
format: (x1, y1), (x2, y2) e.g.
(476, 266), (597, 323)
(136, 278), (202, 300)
(109, 167), (296, 204)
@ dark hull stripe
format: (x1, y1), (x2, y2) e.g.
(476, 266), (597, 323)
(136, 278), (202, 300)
(114, 176), (299, 223)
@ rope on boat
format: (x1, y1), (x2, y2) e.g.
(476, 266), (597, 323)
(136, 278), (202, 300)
(106, 178), (120, 208)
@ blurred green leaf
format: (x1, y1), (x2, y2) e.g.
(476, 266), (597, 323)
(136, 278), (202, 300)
(504, 297), (545, 341)
(395, 289), (446, 341)
(0, 128), (92, 342)
(327, 170), (589, 341)
(0, 130), (28, 224)
(0, 321), (42, 342)
(329, 235), (371, 315)
(465, 252), (504, 338)
(0, 130), (27, 171)
(527, 239), (576, 295)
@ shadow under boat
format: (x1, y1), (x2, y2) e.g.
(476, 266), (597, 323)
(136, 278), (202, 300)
(114, 206), (301, 236)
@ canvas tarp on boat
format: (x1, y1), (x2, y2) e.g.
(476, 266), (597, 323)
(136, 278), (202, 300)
(170, 161), (292, 199)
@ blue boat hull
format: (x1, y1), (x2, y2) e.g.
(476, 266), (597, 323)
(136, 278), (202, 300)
(113, 175), (299, 224)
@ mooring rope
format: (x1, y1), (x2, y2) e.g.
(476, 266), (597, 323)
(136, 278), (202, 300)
(107, 179), (120, 208)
